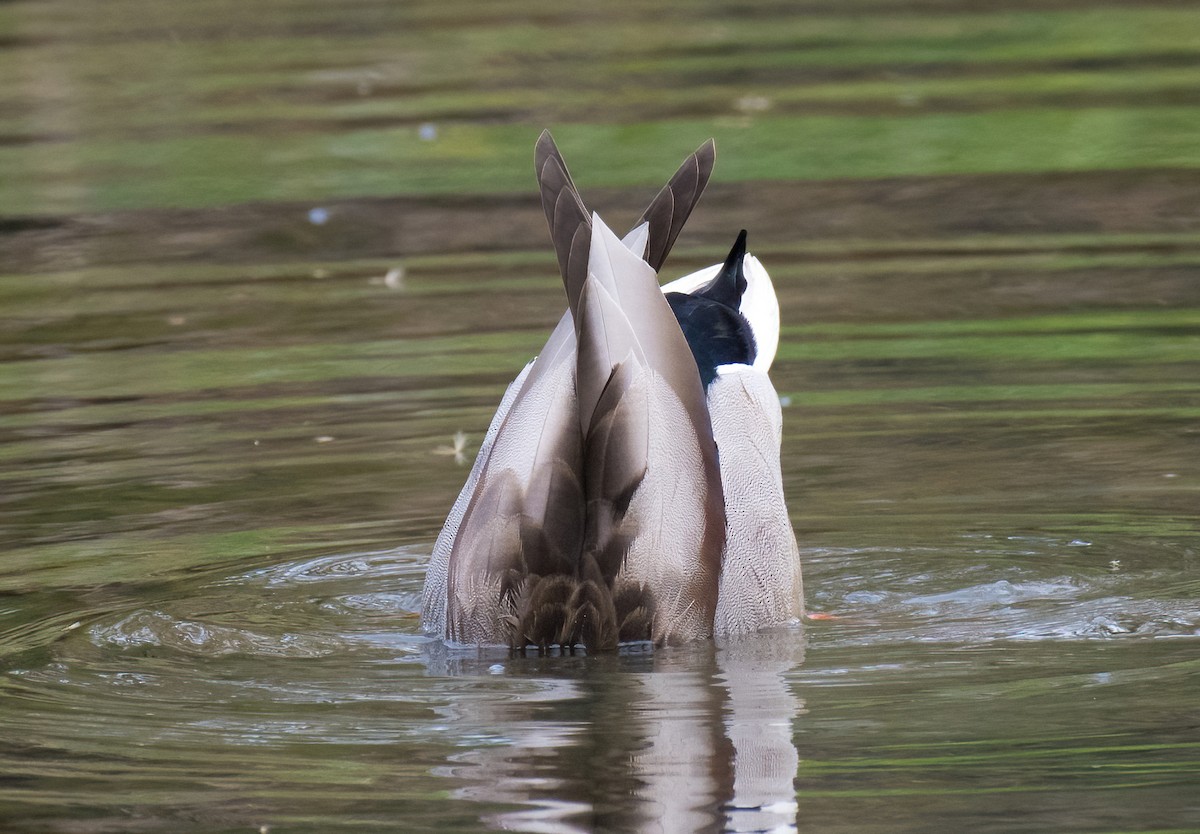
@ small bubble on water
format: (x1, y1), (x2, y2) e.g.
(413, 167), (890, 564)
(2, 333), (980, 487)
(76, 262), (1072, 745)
(308, 207), (329, 225)
(778, 395), (792, 407)
(488, 664), (505, 675)
(1067, 539), (1091, 547)
(419, 123), (438, 141)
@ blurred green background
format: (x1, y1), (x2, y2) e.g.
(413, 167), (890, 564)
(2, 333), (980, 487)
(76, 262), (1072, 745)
(3, 0), (1199, 215)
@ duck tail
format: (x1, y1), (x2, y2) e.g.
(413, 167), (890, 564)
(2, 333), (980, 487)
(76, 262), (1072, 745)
(632, 138), (716, 271)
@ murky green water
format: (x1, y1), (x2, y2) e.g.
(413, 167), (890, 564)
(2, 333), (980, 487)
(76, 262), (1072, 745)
(2, 1), (1199, 832)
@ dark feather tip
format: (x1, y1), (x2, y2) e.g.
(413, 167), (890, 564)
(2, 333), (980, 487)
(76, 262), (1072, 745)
(701, 229), (748, 308)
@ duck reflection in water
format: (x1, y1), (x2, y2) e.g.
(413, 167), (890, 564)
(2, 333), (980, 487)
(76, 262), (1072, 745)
(425, 633), (805, 833)
(422, 131), (803, 650)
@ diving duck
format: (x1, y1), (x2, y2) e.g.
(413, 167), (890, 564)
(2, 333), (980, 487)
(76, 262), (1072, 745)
(421, 131), (802, 650)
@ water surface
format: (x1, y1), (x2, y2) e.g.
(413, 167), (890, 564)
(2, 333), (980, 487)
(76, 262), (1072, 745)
(2, 1), (1199, 832)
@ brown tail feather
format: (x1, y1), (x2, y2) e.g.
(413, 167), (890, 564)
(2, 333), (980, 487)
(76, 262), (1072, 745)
(535, 130), (592, 310)
(635, 138), (716, 271)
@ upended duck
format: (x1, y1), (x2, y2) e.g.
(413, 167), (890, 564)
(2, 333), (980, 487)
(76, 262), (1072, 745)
(422, 131), (802, 650)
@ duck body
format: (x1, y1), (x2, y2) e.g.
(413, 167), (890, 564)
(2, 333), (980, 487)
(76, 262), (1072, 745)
(421, 132), (802, 650)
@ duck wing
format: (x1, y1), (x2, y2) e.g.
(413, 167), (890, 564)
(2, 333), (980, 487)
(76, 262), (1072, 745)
(708, 365), (803, 636)
(431, 132), (592, 645)
(433, 324), (585, 645)
(681, 241), (802, 634)
(651, 232), (801, 635)
(572, 215), (726, 645)
(421, 357), (535, 638)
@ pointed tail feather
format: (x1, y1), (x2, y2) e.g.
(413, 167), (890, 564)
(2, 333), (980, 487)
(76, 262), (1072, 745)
(633, 138), (716, 272)
(535, 130), (592, 311)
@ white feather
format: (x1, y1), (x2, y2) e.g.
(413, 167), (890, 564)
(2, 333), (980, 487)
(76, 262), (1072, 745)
(622, 221), (651, 260)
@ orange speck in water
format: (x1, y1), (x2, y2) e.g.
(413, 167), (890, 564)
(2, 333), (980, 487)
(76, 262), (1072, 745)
(805, 611), (840, 621)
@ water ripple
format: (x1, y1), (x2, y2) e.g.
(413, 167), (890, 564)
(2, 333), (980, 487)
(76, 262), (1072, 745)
(90, 610), (344, 657)
(806, 541), (1200, 646)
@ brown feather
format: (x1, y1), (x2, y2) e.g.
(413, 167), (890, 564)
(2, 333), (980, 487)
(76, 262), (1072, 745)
(635, 138), (716, 271)
(443, 355), (582, 645)
(536, 131), (593, 311)
(582, 360), (647, 582)
(508, 565), (620, 652)
(520, 442), (585, 577)
(614, 580), (656, 643)
(563, 554), (619, 649)
(515, 574), (575, 649)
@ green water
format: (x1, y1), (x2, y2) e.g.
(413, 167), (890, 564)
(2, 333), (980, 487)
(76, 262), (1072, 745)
(2, 1), (1198, 832)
